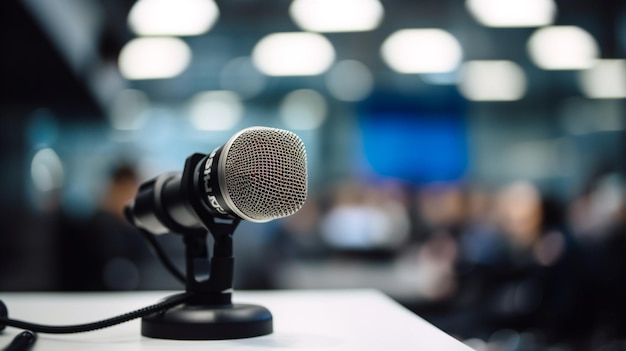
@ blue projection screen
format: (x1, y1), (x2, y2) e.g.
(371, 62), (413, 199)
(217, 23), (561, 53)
(359, 113), (468, 183)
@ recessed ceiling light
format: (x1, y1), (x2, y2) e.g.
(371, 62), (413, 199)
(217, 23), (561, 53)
(188, 91), (244, 131)
(458, 60), (527, 101)
(128, 0), (219, 36)
(252, 32), (335, 76)
(289, 0), (384, 33)
(527, 26), (599, 70)
(578, 59), (626, 99)
(381, 29), (463, 74)
(118, 37), (191, 80)
(466, 0), (556, 27)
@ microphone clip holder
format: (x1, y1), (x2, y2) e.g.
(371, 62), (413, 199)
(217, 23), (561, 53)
(138, 154), (273, 340)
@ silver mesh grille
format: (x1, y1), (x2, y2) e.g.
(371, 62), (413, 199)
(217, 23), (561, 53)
(222, 127), (307, 222)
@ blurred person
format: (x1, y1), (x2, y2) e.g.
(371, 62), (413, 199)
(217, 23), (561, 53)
(457, 186), (506, 266)
(395, 229), (459, 302)
(418, 181), (586, 346)
(480, 181), (584, 344)
(56, 164), (151, 291)
(406, 184), (490, 303)
(390, 183), (467, 301)
(0, 183), (64, 290)
(568, 172), (625, 241)
(406, 184), (497, 337)
(416, 184), (466, 234)
(568, 171), (626, 343)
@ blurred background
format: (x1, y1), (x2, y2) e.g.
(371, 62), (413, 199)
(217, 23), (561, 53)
(1, 0), (625, 349)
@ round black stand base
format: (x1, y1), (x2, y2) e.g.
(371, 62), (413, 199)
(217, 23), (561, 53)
(141, 300), (273, 340)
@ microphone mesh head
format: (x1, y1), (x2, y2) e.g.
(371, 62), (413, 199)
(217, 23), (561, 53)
(222, 127), (307, 222)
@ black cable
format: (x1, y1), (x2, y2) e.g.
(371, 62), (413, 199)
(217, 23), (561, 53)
(0, 293), (192, 334)
(136, 227), (186, 284)
(124, 206), (186, 284)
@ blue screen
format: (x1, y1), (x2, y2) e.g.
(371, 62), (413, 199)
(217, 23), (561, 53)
(360, 113), (468, 183)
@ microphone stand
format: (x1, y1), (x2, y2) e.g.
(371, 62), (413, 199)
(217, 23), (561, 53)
(138, 154), (273, 340)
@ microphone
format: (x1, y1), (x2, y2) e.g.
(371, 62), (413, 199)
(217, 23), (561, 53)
(123, 127), (307, 340)
(126, 126), (308, 235)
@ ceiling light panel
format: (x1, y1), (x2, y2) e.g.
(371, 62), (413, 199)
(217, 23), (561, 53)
(458, 60), (527, 101)
(289, 0), (384, 33)
(381, 29), (463, 74)
(128, 0), (219, 36)
(527, 26), (599, 70)
(188, 91), (244, 131)
(119, 37), (192, 80)
(252, 32), (335, 76)
(466, 0), (556, 27)
(578, 59), (626, 99)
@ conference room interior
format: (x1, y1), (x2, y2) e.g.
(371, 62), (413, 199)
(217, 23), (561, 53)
(1, 0), (625, 350)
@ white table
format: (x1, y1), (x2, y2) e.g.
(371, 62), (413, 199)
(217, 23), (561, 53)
(0, 290), (472, 350)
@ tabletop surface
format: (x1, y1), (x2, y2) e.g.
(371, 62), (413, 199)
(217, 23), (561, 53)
(0, 289), (472, 350)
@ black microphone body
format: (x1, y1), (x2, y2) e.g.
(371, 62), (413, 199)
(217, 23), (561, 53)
(126, 127), (308, 235)
(128, 154), (218, 235)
